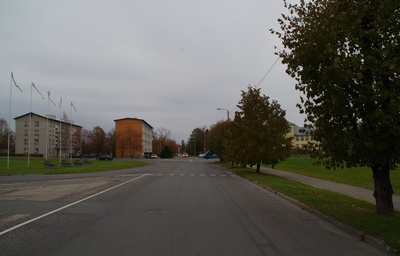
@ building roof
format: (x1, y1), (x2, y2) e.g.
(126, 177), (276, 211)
(114, 117), (153, 129)
(292, 123), (315, 136)
(14, 112), (82, 128)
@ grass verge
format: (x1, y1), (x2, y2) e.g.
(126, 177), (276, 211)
(265, 155), (400, 194)
(219, 162), (400, 254)
(0, 158), (148, 175)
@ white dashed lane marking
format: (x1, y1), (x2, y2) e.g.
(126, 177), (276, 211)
(147, 174), (237, 177)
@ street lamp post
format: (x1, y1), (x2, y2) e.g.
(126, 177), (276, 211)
(217, 108), (230, 120)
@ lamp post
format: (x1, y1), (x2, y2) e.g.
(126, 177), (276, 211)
(217, 108), (230, 120)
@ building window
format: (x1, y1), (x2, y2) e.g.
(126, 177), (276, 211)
(24, 121), (29, 127)
(24, 130), (29, 136)
(24, 147), (28, 153)
(34, 148), (39, 153)
(34, 121), (39, 127)
(24, 139), (28, 145)
(34, 130), (39, 136)
(34, 139), (39, 145)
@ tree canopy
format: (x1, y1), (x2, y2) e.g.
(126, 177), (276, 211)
(208, 120), (231, 162)
(273, 0), (400, 214)
(153, 127), (178, 157)
(215, 86), (292, 172)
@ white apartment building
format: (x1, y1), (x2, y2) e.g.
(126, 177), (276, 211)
(14, 112), (82, 158)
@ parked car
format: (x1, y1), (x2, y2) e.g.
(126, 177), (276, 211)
(204, 152), (219, 159)
(198, 153), (205, 158)
(182, 153), (188, 158)
(97, 155), (113, 161)
(83, 153), (98, 158)
(69, 153), (80, 158)
(151, 154), (158, 159)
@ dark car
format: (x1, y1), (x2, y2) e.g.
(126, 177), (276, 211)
(97, 155), (113, 161)
(204, 152), (219, 159)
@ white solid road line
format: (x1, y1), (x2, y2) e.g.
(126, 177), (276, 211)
(0, 173), (149, 236)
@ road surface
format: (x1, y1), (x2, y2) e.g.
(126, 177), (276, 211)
(0, 158), (389, 255)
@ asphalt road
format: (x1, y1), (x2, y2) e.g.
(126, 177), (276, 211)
(0, 158), (389, 256)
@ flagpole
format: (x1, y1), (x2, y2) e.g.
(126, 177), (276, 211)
(69, 102), (76, 161)
(59, 97), (62, 165)
(8, 73), (24, 168)
(59, 111), (62, 165)
(46, 92), (49, 161)
(28, 84), (33, 167)
(7, 74), (13, 169)
(30, 82), (44, 163)
(70, 102), (72, 162)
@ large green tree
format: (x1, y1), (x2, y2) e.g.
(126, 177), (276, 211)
(188, 127), (207, 156)
(233, 86), (292, 172)
(91, 126), (107, 155)
(208, 120), (232, 162)
(274, 0), (400, 214)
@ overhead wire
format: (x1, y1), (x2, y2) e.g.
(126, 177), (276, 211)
(256, 55), (281, 87)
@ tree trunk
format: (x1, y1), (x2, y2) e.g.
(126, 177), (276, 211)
(256, 161), (261, 173)
(371, 163), (394, 214)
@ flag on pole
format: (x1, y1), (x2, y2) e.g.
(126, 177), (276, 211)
(71, 102), (76, 112)
(59, 97), (62, 108)
(47, 91), (56, 106)
(32, 82), (44, 99)
(11, 72), (23, 92)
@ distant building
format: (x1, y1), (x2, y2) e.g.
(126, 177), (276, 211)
(114, 118), (153, 158)
(288, 122), (316, 149)
(14, 112), (82, 158)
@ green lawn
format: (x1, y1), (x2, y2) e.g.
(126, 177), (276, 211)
(265, 155), (400, 195)
(0, 157), (148, 175)
(220, 163), (400, 254)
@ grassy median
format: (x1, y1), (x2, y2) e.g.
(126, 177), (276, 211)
(0, 158), (148, 175)
(219, 162), (400, 254)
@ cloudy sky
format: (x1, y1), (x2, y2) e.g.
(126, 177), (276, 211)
(1, 0), (304, 142)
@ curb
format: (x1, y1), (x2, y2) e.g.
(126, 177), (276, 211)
(243, 177), (398, 256)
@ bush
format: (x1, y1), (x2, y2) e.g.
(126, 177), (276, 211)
(160, 145), (173, 158)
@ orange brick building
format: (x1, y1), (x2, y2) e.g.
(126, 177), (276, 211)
(114, 118), (153, 158)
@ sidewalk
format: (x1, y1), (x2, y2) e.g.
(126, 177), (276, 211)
(259, 167), (400, 211)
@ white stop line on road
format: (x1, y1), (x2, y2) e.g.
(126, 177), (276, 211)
(0, 173), (149, 237)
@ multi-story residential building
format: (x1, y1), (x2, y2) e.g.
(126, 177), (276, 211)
(288, 122), (316, 149)
(114, 117), (153, 158)
(14, 112), (82, 158)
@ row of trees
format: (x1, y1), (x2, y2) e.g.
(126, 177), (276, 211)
(185, 127), (209, 156)
(206, 86), (292, 172)
(81, 126), (115, 156)
(190, 0), (398, 215)
(152, 127), (179, 158)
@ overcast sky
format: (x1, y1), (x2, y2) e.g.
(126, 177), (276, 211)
(1, 0), (304, 143)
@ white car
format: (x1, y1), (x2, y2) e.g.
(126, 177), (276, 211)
(150, 154), (158, 159)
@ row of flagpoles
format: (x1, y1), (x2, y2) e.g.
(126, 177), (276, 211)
(7, 72), (77, 169)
